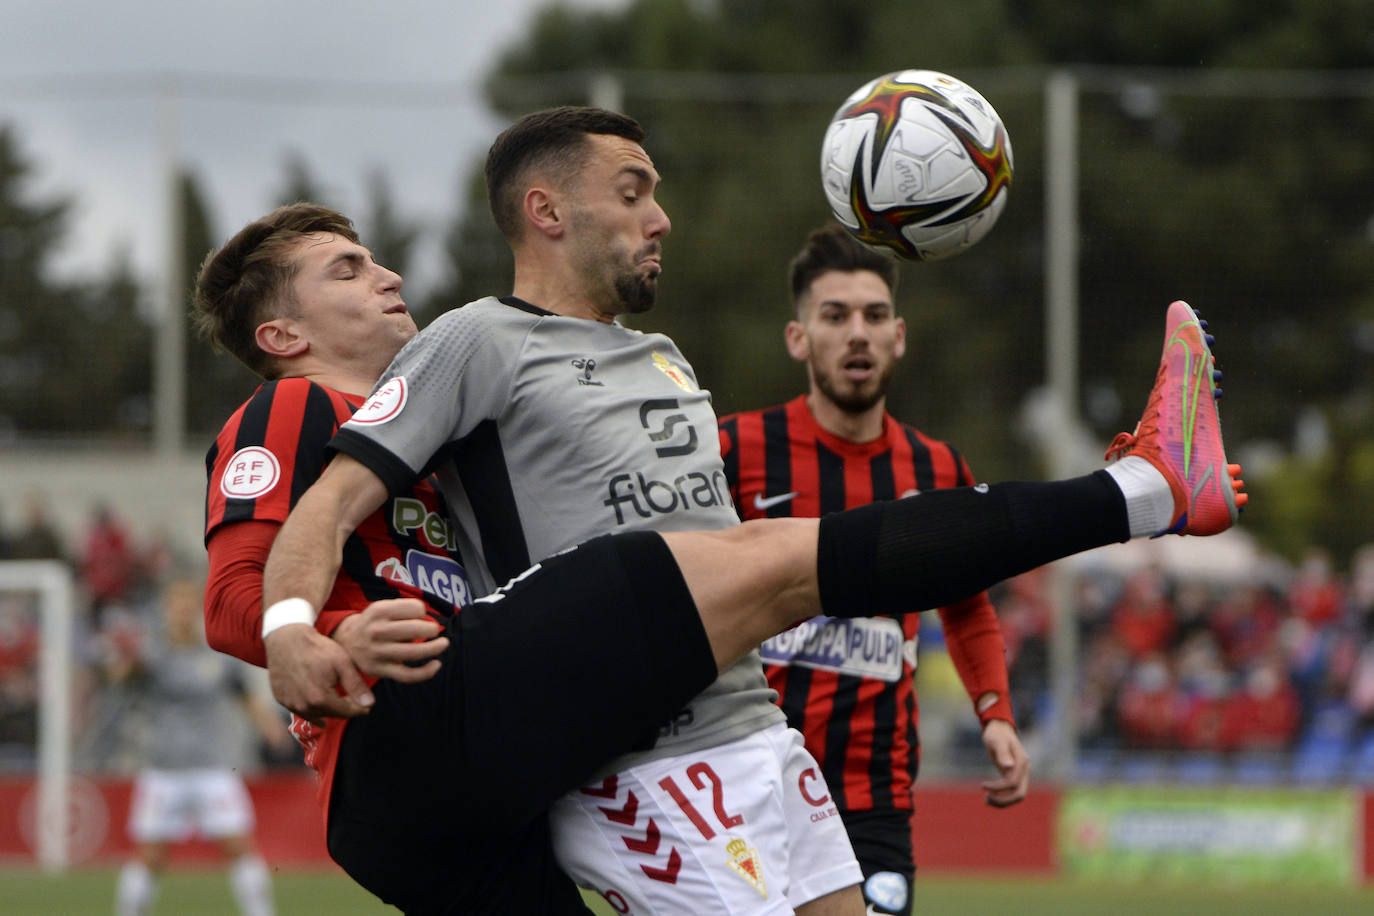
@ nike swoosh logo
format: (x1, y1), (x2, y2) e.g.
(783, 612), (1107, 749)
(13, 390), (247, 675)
(754, 491), (799, 511)
(1170, 317), (1206, 481)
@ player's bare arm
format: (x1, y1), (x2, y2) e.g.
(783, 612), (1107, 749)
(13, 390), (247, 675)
(261, 453), (423, 721)
(979, 718), (1030, 808)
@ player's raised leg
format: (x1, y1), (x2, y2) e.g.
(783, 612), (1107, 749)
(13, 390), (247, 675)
(662, 298), (1248, 667)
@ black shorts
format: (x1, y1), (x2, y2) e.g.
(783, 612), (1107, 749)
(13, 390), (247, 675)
(327, 531), (716, 914)
(843, 807), (916, 914)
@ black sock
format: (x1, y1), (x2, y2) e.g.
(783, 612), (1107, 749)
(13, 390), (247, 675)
(816, 471), (1129, 617)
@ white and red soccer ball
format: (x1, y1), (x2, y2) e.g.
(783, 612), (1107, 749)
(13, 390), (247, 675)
(820, 69), (1014, 261)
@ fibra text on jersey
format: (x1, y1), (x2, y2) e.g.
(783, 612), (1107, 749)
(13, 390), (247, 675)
(602, 469), (732, 526)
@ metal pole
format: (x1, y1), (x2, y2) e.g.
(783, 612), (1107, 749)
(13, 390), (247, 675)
(1044, 70), (1081, 784)
(153, 79), (185, 457)
(32, 561), (74, 872)
(588, 72), (625, 112)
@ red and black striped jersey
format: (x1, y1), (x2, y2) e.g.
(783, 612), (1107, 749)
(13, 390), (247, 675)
(205, 377), (470, 627)
(718, 395), (1013, 814)
(204, 377), (471, 820)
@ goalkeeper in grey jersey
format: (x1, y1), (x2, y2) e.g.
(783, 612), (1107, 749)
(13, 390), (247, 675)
(114, 577), (287, 916)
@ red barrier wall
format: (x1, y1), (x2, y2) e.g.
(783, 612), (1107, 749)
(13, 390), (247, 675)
(911, 782), (1058, 874)
(0, 772), (330, 867)
(1, 775), (1370, 882)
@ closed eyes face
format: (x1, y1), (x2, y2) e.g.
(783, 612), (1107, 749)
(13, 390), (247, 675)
(285, 233), (416, 374)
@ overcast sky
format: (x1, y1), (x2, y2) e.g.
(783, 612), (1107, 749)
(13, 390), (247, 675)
(0, 0), (623, 298)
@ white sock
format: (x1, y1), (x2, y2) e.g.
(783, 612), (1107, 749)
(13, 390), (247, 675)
(1104, 456), (1175, 537)
(115, 861), (156, 916)
(228, 854), (275, 916)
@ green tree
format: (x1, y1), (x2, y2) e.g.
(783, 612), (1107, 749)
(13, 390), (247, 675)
(0, 125), (72, 436)
(0, 125), (153, 438)
(273, 151), (334, 209)
(421, 168), (512, 321)
(362, 168), (420, 283)
(181, 168), (261, 435)
(69, 255), (152, 437)
(436, 0), (1374, 561)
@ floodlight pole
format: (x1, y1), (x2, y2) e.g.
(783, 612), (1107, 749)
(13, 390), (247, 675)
(153, 78), (186, 457)
(588, 73), (625, 113)
(1044, 70), (1081, 784)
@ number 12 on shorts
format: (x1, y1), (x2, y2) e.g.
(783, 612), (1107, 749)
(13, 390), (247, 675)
(657, 761), (743, 840)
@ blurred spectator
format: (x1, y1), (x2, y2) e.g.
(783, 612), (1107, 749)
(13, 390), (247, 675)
(1209, 582), (1283, 668)
(80, 504), (135, 618)
(1289, 547), (1344, 627)
(0, 597), (38, 680)
(1117, 654), (1185, 748)
(1177, 664), (1231, 751)
(1173, 628), (1234, 750)
(9, 492), (65, 562)
(1110, 568), (1177, 659)
(988, 570), (1051, 733)
(1227, 656), (1301, 751)
(135, 529), (180, 595)
(75, 605), (148, 772)
(1077, 629), (1130, 748)
(0, 596), (40, 763)
(1348, 640), (1374, 730)
(1171, 581), (1214, 646)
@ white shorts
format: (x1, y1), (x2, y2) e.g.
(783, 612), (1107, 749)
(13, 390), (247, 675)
(551, 723), (861, 915)
(127, 768), (255, 844)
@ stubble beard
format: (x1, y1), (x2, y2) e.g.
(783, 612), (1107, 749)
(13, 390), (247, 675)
(614, 268), (657, 314)
(568, 205), (659, 315)
(812, 361), (894, 415)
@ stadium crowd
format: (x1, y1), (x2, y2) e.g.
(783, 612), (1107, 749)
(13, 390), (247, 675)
(946, 542), (1374, 783)
(3, 495), (1374, 783)
(0, 497), (292, 773)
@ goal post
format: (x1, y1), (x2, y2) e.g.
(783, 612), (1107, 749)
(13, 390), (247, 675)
(0, 560), (75, 872)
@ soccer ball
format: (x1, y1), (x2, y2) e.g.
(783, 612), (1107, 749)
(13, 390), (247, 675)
(820, 70), (1014, 261)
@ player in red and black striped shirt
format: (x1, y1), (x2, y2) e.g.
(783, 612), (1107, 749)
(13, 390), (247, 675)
(199, 208), (471, 837)
(720, 224), (1029, 915)
(205, 375), (469, 804)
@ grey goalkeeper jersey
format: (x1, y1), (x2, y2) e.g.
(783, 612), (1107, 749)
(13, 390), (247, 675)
(332, 296), (783, 770)
(142, 638), (246, 770)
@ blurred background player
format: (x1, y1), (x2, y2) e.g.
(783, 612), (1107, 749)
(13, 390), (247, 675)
(720, 223), (1029, 915)
(113, 575), (288, 916)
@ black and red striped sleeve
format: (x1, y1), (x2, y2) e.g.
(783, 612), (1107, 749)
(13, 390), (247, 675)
(202, 378), (353, 664)
(204, 378), (350, 542)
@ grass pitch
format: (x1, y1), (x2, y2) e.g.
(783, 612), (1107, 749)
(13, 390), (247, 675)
(3, 866), (1373, 914)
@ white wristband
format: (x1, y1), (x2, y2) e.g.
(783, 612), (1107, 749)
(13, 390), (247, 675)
(262, 597), (318, 638)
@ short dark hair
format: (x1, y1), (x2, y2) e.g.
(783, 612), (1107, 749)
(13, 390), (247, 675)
(193, 203), (358, 378)
(788, 223), (900, 316)
(485, 106), (647, 241)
